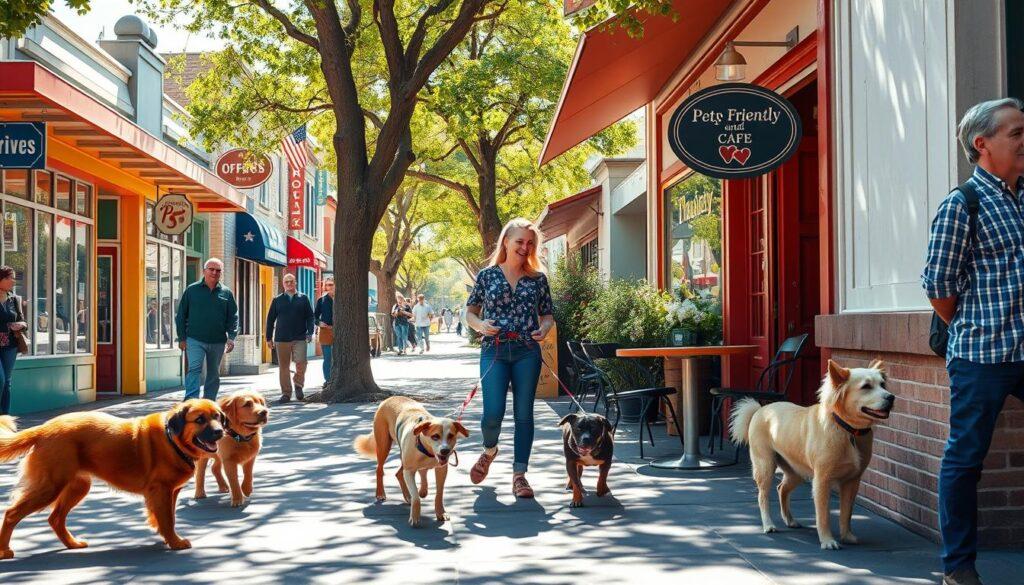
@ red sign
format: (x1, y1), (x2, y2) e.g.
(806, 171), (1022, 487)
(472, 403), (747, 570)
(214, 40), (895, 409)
(564, 0), (596, 17)
(215, 148), (273, 189)
(288, 162), (305, 231)
(154, 193), (193, 235)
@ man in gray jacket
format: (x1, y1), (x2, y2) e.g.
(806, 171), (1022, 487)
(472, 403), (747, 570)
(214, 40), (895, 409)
(266, 273), (314, 404)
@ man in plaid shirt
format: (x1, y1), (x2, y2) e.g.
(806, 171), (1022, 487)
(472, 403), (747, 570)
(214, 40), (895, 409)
(923, 98), (1024, 585)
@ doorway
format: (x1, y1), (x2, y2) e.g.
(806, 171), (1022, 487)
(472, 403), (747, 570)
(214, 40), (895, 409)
(96, 245), (119, 393)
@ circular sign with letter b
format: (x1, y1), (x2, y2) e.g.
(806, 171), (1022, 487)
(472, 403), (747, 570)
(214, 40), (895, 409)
(667, 83), (802, 179)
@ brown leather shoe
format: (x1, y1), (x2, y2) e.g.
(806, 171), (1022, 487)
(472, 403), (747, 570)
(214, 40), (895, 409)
(512, 475), (534, 498)
(470, 450), (496, 484)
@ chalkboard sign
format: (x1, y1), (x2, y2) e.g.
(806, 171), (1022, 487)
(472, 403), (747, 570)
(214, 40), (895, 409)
(667, 83), (802, 179)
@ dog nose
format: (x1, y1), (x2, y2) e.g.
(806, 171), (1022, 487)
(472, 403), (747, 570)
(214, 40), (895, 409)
(212, 427), (224, 440)
(439, 447), (452, 456)
(884, 393), (896, 404)
(258, 410), (268, 421)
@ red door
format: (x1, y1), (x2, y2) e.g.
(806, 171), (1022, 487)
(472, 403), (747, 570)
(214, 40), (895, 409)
(746, 175), (775, 385)
(96, 246), (119, 392)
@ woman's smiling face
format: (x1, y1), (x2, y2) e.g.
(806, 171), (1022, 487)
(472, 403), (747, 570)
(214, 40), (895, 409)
(503, 228), (535, 265)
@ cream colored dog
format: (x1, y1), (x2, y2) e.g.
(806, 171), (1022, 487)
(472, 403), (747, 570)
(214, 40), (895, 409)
(730, 359), (895, 550)
(353, 396), (469, 527)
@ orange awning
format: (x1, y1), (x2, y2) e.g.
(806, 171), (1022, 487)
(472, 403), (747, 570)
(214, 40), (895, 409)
(0, 61), (245, 212)
(539, 0), (733, 165)
(537, 185), (601, 239)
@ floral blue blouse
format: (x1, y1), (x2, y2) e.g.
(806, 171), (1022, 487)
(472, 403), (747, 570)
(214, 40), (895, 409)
(466, 265), (553, 348)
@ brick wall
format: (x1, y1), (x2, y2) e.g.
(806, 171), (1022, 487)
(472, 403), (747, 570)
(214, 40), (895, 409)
(817, 313), (1024, 547)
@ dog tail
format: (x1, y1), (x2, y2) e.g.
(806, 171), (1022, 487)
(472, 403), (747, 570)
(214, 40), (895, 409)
(729, 398), (762, 446)
(0, 418), (40, 463)
(353, 431), (376, 459)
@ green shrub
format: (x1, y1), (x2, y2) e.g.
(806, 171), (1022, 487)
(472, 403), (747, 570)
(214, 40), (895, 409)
(550, 254), (603, 343)
(582, 279), (671, 348)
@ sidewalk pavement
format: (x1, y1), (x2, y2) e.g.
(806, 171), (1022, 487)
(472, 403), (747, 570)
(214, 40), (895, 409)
(1, 333), (1021, 584)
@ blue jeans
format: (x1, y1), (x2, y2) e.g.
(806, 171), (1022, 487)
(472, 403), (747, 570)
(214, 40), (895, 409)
(416, 326), (430, 349)
(0, 346), (18, 415)
(940, 358), (1024, 574)
(184, 338), (226, 401)
(394, 322), (409, 352)
(480, 342), (542, 473)
(322, 343), (332, 381)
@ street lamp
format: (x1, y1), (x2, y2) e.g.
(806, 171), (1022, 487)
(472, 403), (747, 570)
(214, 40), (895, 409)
(715, 26), (800, 82)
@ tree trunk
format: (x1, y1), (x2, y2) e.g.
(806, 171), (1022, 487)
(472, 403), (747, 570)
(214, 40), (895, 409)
(377, 273), (397, 349)
(477, 153), (503, 258)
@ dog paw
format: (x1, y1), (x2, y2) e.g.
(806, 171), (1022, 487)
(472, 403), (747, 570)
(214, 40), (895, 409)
(596, 487), (611, 497)
(408, 517), (421, 528)
(785, 519), (803, 529)
(375, 495), (387, 503)
(762, 525), (778, 534)
(217, 485), (229, 494)
(0, 548), (14, 560)
(168, 538), (192, 550)
(570, 499), (584, 508)
(65, 538), (88, 550)
(841, 533), (859, 545)
(230, 497), (246, 508)
(820, 539), (841, 550)
(194, 491), (207, 500)
(436, 513), (449, 523)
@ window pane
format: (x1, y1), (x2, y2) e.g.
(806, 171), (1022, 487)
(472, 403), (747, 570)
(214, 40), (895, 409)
(76, 223), (89, 353)
(35, 212), (52, 355)
(664, 174), (723, 302)
(76, 182), (92, 217)
(55, 216), (73, 354)
(146, 203), (156, 238)
(4, 204), (31, 353)
(146, 243), (158, 349)
(33, 170), (51, 206)
(55, 175), (72, 213)
(97, 255), (112, 344)
(160, 245), (173, 347)
(2, 170), (29, 200)
(172, 248), (182, 344)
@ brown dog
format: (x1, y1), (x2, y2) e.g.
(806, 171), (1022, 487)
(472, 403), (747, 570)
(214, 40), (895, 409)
(0, 399), (225, 559)
(731, 360), (895, 550)
(195, 391), (270, 506)
(353, 396), (469, 527)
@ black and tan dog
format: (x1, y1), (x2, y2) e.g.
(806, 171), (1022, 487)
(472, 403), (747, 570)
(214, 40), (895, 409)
(559, 412), (614, 508)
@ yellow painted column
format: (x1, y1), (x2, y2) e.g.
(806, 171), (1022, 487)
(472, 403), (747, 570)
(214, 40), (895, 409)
(120, 194), (147, 395)
(260, 265), (274, 363)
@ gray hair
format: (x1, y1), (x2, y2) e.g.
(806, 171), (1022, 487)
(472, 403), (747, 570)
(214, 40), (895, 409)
(204, 258), (223, 269)
(957, 98), (1024, 163)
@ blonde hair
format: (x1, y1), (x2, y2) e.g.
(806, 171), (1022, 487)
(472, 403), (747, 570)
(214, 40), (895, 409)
(487, 217), (545, 277)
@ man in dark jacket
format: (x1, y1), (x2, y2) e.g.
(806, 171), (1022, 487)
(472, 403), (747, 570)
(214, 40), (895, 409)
(267, 273), (314, 403)
(176, 258), (238, 401)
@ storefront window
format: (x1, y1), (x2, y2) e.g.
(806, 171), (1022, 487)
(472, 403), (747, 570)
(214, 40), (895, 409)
(97, 255), (111, 345)
(36, 212), (52, 355)
(664, 173), (723, 304)
(76, 182), (91, 217)
(76, 223), (90, 352)
(146, 233), (186, 350)
(160, 246), (172, 346)
(173, 249), (183, 343)
(55, 217), (73, 354)
(146, 243), (158, 349)
(236, 259), (257, 335)
(3, 203), (31, 319)
(33, 170), (51, 205)
(55, 175), (72, 213)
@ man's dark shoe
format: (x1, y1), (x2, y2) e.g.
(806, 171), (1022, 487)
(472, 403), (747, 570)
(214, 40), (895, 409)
(943, 567), (983, 585)
(295, 386), (304, 401)
(277, 395), (291, 405)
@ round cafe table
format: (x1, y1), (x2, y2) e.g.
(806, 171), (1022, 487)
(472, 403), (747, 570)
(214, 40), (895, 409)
(616, 345), (758, 470)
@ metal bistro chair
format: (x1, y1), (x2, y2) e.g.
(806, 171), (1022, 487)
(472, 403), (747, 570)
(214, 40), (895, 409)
(707, 333), (809, 463)
(566, 341), (603, 413)
(582, 343), (684, 459)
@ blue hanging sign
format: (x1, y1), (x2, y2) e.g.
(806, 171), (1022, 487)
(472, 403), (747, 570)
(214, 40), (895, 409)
(0, 122), (46, 170)
(667, 83), (801, 180)
(315, 169), (330, 205)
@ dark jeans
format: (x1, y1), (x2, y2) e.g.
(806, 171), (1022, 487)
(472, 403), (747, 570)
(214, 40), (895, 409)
(0, 346), (19, 415)
(940, 358), (1024, 574)
(480, 342), (542, 473)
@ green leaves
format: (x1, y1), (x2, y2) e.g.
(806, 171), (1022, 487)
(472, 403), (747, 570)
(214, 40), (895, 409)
(1, 0), (91, 39)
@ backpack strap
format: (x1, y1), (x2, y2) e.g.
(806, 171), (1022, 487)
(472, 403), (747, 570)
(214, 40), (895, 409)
(954, 180), (982, 250)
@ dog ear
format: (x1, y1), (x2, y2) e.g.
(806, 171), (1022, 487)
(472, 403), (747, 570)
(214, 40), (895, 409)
(218, 395), (239, 427)
(827, 359), (850, 385)
(413, 421), (432, 436)
(558, 413), (578, 427)
(453, 422), (470, 438)
(868, 358), (887, 374)
(603, 417), (614, 435)
(167, 404), (190, 436)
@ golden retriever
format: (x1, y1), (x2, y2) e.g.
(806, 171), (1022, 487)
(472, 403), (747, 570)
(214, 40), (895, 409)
(0, 399), (225, 559)
(730, 359), (895, 550)
(353, 396), (469, 527)
(195, 391), (270, 506)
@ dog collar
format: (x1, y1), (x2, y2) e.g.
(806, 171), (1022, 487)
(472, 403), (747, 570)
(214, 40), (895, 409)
(164, 424), (196, 471)
(227, 427), (257, 443)
(832, 413), (871, 446)
(416, 437), (434, 458)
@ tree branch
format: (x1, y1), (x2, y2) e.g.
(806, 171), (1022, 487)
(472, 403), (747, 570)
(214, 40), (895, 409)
(253, 0), (320, 50)
(362, 108), (384, 130)
(343, 0), (362, 37)
(407, 0), (488, 95)
(457, 137), (484, 175)
(405, 0), (459, 68)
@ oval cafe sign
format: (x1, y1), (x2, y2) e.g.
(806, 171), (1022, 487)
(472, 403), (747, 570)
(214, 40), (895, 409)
(154, 193), (194, 236)
(667, 83), (802, 180)
(215, 148), (274, 189)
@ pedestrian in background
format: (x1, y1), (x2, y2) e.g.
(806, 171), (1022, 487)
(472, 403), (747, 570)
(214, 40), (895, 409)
(455, 307), (463, 337)
(442, 307), (454, 332)
(412, 294), (434, 354)
(391, 292), (413, 356)
(315, 276), (335, 385)
(0, 266), (28, 415)
(176, 258), (237, 401)
(267, 273), (314, 404)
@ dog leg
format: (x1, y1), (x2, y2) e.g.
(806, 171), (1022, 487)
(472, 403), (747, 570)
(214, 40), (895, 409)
(374, 426), (393, 503)
(194, 457), (209, 499)
(418, 468), (429, 499)
(0, 480), (62, 559)
(396, 466), (411, 504)
(566, 460), (584, 508)
(751, 451), (777, 534)
(145, 486), (191, 550)
(434, 465), (449, 522)
(596, 462), (612, 497)
(224, 460), (245, 507)
(839, 478), (861, 544)
(812, 475), (839, 550)
(404, 469), (422, 527)
(777, 471), (803, 529)
(48, 476), (91, 549)
(212, 459), (229, 493)
(241, 458), (255, 497)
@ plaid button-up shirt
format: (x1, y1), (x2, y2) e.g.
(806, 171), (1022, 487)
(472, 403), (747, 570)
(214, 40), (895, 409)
(922, 166), (1024, 363)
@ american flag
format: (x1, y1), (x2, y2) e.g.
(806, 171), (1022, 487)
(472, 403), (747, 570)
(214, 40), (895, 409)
(280, 125), (308, 171)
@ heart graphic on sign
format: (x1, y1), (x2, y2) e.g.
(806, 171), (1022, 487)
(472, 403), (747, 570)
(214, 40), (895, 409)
(719, 145), (737, 163)
(733, 148), (752, 165)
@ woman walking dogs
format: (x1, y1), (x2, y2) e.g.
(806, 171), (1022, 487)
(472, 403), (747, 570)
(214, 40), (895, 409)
(465, 218), (554, 499)
(0, 267), (27, 416)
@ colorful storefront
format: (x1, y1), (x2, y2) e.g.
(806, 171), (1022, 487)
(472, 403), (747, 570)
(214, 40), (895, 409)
(234, 212), (287, 372)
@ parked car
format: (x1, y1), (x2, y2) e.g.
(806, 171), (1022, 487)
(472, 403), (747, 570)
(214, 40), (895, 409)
(368, 312), (382, 357)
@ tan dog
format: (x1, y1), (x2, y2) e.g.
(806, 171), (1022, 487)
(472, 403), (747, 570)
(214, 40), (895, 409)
(0, 400), (225, 559)
(353, 396), (469, 527)
(730, 359), (895, 550)
(195, 391), (270, 506)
